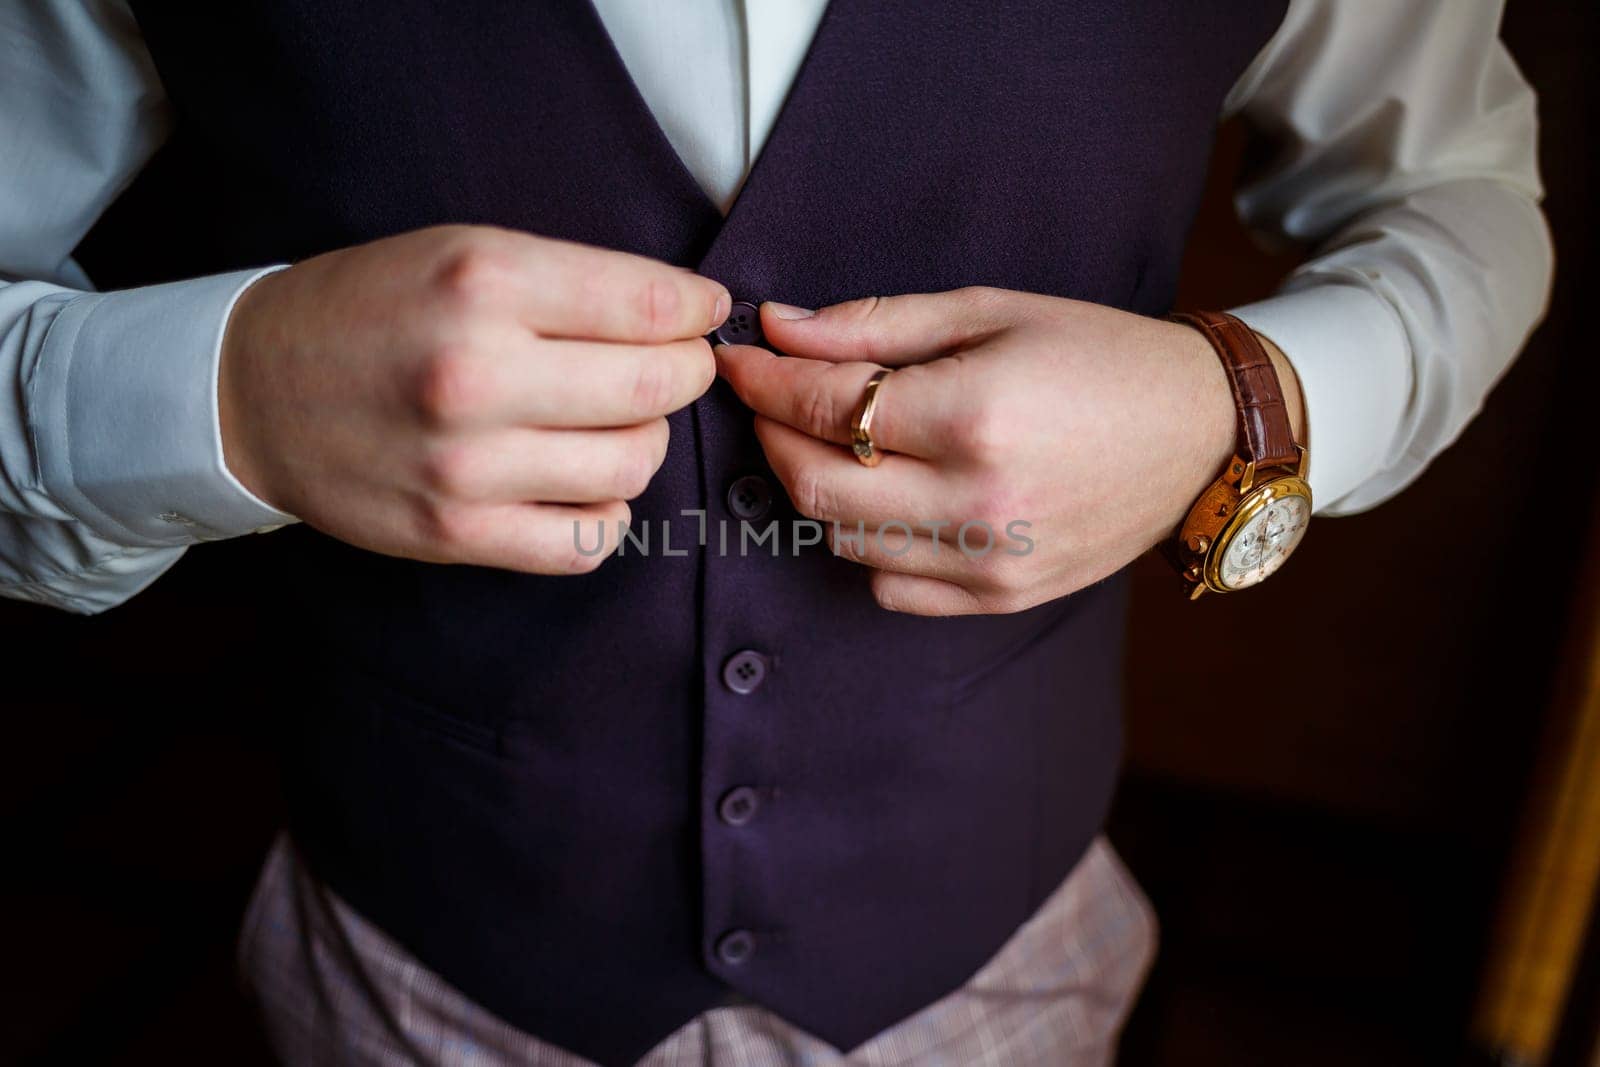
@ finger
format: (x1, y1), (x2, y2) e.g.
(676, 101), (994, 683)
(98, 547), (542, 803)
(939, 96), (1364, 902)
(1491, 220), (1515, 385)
(528, 336), (717, 426)
(867, 571), (987, 617)
(448, 499), (633, 575)
(459, 231), (731, 343)
(425, 333), (715, 429)
(828, 526), (981, 585)
(717, 344), (961, 459)
(754, 416), (951, 526)
(423, 420), (669, 504)
(758, 288), (1011, 366)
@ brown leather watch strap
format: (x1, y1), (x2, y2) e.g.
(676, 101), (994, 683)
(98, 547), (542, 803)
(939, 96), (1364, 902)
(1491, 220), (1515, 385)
(1169, 310), (1300, 470)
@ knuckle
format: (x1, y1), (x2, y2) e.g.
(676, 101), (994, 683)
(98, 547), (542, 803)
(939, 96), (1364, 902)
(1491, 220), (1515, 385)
(956, 285), (1005, 311)
(830, 529), (865, 563)
(686, 339), (717, 396)
(627, 357), (679, 419)
(955, 285), (1014, 327)
(834, 294), (884, 327)
(419, 441), (481, 499)
(416, 500), (478, 555)
(798, 383), (840, 439)
(786, 464), (833, 520)
(832, 296), (887, 360)
(556, 541), (608, 575)
(869, 573), (911, 613)
(613, 443), (658, 500)
(645, 415), (673, 456)
(433, 239), (512, 312)
(968, 486), (1022, 534)
(634, 276), (684, 337)
(953, 402), (1015, 465)
(413, 344), (483, 426)
(557, 503), (629, 573)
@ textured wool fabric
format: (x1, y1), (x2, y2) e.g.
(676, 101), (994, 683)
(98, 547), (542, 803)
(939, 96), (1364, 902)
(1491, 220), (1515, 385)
(75, 2), (1287, 1064)
(239, 831), (1157, 1066)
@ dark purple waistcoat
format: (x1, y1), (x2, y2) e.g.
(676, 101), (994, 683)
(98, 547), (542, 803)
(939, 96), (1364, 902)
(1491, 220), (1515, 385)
(77, 2), (1286, 1063)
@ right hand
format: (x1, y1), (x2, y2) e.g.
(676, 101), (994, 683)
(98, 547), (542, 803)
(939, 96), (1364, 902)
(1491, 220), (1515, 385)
(218, 224), (729, 573)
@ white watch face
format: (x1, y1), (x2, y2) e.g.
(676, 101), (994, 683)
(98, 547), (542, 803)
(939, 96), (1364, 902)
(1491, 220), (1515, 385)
(1217, 489), (1311, 590)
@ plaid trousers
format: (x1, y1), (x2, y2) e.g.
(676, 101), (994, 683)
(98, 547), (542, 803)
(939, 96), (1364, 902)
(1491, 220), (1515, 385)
(237, 831), (1157, 1066)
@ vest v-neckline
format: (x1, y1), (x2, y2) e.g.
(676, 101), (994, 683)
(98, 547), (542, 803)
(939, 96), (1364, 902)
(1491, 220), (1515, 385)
(573, 0), (840, 238)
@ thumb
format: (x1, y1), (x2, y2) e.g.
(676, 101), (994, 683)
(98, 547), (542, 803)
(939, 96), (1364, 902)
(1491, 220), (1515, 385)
(759, 287), (1009, 366)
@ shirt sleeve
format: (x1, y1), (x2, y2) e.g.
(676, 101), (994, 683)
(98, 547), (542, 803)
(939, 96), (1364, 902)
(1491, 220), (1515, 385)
(0, 0), (296, 615)
(1220, 0), (1554, 516)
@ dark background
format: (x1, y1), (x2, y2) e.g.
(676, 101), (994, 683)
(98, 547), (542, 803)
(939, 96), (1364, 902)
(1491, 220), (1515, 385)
(1113, 3), (1599, 1064)
(3, 3), (1596, 1064)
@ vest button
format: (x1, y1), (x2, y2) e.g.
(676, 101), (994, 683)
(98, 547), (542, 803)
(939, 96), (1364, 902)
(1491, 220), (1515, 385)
(715, 928), (756, 965)
(718, 786), (760, 826)
(711, 300), (763, 347)
(726, 475), (773, 521)
(722, 650), (768, 695)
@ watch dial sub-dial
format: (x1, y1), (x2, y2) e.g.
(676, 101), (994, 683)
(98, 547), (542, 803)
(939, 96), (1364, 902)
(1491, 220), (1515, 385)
(1218, 493), (1310, 590)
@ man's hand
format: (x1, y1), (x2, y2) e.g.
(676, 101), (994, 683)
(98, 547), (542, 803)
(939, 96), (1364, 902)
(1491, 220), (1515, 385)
(716, 288), (1304, 616)
(219, 224), (729, 573)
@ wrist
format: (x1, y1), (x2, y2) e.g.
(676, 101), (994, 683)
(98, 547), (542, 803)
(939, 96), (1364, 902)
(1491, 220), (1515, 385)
(218, 267), (292, 515)
(23, 268), (297, 546)
(1160, 310), (1313, 597)
(1156, 313), (1309, 544)
(1252, 329), (1307, 446)
(1166, 318), (1240, 530)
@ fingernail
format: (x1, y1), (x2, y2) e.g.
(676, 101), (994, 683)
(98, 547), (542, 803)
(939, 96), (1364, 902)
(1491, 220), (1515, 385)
(712, 292), (731, 325)
(767, 302), (815, 320)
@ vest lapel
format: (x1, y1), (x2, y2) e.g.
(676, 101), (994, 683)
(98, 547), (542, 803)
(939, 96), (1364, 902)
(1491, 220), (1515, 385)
(576, 0), (852, 275)
(695, 0), (851, 294)
(572, 0), (728, 229)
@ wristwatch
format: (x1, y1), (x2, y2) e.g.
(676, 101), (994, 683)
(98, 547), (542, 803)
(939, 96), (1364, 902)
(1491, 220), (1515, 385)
(1163, 310), (1311, 600)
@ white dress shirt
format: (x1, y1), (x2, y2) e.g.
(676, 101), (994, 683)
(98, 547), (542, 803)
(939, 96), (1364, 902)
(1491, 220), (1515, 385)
(0, 0), (1553, 614)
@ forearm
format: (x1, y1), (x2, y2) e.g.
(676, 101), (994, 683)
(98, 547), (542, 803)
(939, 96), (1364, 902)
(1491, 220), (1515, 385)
(0, 270), (298, 613)
(0, 0), (303, 613)
(1224, 0), (1551, 515)
(1232, 179), (1552, 514)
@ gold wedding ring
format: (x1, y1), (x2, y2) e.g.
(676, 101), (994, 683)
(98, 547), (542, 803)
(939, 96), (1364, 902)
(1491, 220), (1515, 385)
(850, 369), (893, 467)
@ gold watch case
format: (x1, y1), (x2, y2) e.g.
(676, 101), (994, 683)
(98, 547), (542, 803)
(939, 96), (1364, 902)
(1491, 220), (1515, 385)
(1172, 449), (1311, 600)
(1203, 472), (1312, 593)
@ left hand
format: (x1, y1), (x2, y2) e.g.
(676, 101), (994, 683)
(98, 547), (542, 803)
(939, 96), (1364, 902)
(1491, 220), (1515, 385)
(715, 287), (1298, 616)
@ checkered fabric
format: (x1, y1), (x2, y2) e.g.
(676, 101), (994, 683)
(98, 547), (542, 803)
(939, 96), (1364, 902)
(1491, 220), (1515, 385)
(237, 833), (1156, 1066)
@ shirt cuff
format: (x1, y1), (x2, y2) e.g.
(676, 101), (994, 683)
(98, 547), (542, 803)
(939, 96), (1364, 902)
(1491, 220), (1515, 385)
(1227, 282), (1412, 515)
(27, 265), (299, 546)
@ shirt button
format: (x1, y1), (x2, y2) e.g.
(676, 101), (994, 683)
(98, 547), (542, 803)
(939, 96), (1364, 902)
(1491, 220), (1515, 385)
(716, 928), (756, 965)
(726, 475), (773, 522)
(718, 786), (760, 826)
(721, 650), (768, 695)
(711, 301), (763, 347)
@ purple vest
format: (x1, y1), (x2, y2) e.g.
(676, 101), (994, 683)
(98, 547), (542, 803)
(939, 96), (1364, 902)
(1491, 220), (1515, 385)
(80, 2), (1286, 1062)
